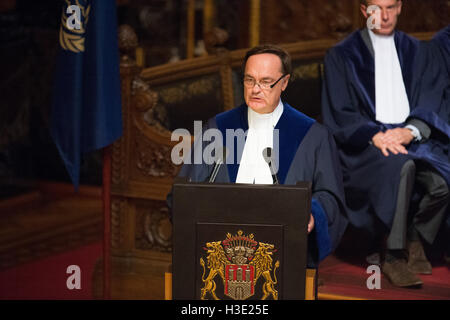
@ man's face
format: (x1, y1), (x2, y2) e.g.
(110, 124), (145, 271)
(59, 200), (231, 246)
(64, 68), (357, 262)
(243, 53), (289, 114)
(361, 0), (402, 36)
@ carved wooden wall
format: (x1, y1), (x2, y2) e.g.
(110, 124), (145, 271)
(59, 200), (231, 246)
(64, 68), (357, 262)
(260, 0), (358, 43)
(116, 0), (448, 66)
(396, 0), (449, 32)
(259, 0), (449, 44)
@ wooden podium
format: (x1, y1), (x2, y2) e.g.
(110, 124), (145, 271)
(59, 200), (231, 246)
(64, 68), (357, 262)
(170, 181), (315, 300)
(164, 267), (317, 300)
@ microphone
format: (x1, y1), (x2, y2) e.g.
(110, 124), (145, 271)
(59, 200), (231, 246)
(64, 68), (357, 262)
(262, 147), (279, 185)
(208, 147), (228, 183)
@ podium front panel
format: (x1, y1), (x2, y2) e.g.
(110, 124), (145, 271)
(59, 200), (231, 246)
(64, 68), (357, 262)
(172, 182), (311, 300)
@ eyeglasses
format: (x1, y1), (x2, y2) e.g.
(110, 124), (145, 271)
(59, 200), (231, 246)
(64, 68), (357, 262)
(243, 74), (287, 90)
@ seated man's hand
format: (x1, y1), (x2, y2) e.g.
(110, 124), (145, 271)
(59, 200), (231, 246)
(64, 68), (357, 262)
(383, 128), (414, 146)
(372, 131), (409, 157)
(308, 213), (314, 234)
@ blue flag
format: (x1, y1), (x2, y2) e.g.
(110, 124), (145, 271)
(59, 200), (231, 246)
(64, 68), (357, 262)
(51, 0), (122, 189)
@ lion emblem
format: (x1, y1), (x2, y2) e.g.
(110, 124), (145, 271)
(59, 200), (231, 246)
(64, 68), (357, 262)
(199, 241), (228, 300)
(250, 242), (280, 300)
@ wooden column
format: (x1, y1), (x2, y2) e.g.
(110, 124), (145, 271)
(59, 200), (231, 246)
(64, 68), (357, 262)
(187, 0), (195, 59)
(249, 0), (261, 47)
(203, 0), (215, 36)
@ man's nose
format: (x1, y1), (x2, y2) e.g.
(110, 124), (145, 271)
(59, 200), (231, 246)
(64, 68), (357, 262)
(381, 8), (389, 21)
(252, 82), (262, 94)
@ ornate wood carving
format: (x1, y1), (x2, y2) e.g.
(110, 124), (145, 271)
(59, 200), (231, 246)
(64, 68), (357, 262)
(135, 201), (172, 252)
(260, 0), (355, 43)
(134, 130), (178, 178)
(111, 197), (127, 249)
(118, 24), (138, 67)
(291, 63), (321, 81)
(204, 27), (229, 55)
(258, 0), (447, 44)
(396, 0), (449, 33)
(132, 77), (171, 135)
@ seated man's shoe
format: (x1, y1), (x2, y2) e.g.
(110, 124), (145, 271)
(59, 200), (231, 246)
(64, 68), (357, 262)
(407, 240), (432, 275)
(445, 254), (450, 266)
(382, 253), (423, 287)
(366, 252), (381, 266)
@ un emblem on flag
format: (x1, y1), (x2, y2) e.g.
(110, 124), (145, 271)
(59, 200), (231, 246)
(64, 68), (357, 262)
(59, 0), (91, 53)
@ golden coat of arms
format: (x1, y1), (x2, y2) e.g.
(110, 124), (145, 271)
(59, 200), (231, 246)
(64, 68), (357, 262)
(199, 230), (280, 300)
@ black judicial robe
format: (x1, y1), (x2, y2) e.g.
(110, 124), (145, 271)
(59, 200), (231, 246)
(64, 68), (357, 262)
(321, 29), (450, 237)
(171, 102), (348, 266)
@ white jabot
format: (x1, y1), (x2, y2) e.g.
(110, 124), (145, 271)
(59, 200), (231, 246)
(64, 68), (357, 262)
(236, 100), (283, 184)
(369, 29), (410, 124)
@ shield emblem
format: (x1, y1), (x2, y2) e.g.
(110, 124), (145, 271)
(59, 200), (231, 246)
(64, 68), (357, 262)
(225, 264), (255, 300)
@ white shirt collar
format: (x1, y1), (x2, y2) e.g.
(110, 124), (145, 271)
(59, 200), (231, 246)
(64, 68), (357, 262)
(247, 99), (283, 129)
(368, 28), (395, 43)
(236, 100), (283, 184)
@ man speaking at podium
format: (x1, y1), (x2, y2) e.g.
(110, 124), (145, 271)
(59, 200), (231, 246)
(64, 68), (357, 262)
(168, 45), (347, 267)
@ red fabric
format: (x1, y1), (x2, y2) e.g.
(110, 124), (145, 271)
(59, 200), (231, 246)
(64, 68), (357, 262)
(0, 242), (102, 300)
(319, 255), (450, 300)
(2, 244), (448, 300)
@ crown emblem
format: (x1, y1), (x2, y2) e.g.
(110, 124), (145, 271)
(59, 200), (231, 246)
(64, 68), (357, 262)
(223, 230), (258, 265)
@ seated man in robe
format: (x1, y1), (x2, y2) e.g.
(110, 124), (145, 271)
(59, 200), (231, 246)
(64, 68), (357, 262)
(168, 44), (348, 267)
(321, 0), (449, 287)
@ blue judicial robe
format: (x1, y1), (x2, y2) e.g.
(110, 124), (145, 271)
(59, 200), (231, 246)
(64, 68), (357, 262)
(430, 25), (450, 132)
(432, 26), (450, 232)
(171, 102), (348, 266)
(321, 29), (450, 238)
(432, 26), (450, 132)
(432, 26), (449, 74)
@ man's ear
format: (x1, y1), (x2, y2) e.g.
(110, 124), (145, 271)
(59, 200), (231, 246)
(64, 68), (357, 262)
(360, 4), (369, 19)
(281, 75), (290, 91)
(397, 0), (403, 15)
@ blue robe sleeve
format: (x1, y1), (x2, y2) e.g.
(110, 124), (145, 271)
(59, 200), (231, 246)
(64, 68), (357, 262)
(310, 199), (331, 262)
(321, 48), (384, 149)
(408, 41), (450, 137)
(308, 126), (348, 265)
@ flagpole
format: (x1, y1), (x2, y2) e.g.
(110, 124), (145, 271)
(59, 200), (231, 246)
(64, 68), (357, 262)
(102, 145), (112, 299)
